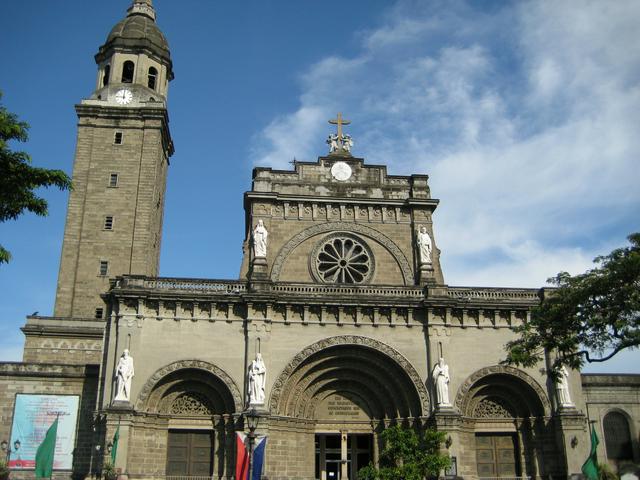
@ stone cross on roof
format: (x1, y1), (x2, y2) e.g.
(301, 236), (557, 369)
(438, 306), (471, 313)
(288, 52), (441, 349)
(327, 113), (354, 155)
(329, 112), (351, 138)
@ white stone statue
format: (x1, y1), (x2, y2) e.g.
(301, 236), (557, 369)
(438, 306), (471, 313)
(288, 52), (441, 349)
(417, 226), (433, 264)
(252, 220), (268, 258)
(341, 134), (353, 153)
(114, 349), (135, 402)
(327, 133), (339, 153)
(248, 353), (266, 405)
(433, 357), (451, 407)
(556, 365), (574, 407)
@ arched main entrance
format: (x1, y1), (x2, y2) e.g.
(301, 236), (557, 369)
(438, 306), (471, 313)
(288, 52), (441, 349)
(134, 360), (242, 480)
(269, 336), (429, 480)
(456, 366), (552, 479)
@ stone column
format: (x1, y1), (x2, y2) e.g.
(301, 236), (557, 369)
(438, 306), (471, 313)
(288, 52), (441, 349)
(428, 411), (462, 477)
(105, 411), (134, 479)
(341, 431), (349, 480)
(554, 410), (589, 477)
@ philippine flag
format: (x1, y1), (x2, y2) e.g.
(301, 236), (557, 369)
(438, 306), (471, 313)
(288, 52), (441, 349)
(236, 432), (267, 480)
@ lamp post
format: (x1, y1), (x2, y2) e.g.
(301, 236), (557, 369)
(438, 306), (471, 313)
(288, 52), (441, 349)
(245, 409), (260, 480)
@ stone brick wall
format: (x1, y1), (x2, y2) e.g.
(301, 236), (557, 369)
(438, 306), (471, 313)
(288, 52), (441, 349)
(54, 104), (171, 319)
(265, 418), (315, 480)
(124, 419), (169, 479)
(582, 374), (640, 470)
(22, 336), (102, 364)
(240, 157), (444, 285)
(21, 316), (104, 365)
(0, 363), (98, 480)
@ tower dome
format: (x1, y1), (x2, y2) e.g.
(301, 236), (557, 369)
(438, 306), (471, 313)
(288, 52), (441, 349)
(93, 0), (173, 99)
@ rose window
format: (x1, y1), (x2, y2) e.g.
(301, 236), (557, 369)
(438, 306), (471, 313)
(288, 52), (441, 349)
(311, 233), (374, 284)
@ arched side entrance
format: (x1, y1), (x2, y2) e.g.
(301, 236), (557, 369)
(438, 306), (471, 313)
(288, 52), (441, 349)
(455, 366), (552, 480)
(130, 360), (241, 480)
(268, 336), (429, 480)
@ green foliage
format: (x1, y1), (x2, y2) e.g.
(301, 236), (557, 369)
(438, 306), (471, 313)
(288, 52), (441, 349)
(0, 457), (9, 480)
(102, 460), (117, 480)
(506, 233), (640, 374)
(0, 91), (72, 263)
(357, 425), (451, 480)
(598, 463), (619, 480)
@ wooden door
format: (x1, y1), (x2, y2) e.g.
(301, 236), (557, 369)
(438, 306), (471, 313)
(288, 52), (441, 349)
(166, 430), (213, 477)
(476, 434), (518, 478)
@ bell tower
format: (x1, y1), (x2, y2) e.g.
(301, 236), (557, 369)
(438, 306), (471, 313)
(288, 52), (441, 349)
(53, 0), (174, 319)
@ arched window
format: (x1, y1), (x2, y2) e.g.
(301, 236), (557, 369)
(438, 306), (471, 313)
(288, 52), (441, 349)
(103, 65), (110, 87)
(603, 411), (633, 460)
(121, 61), (135, 83)
(147, 67), (158, 90)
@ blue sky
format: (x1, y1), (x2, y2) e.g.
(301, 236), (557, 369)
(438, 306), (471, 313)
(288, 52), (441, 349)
(1, 0), (638, 371)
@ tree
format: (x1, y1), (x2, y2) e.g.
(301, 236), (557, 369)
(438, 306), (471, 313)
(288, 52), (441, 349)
(0, 91), (72, 263)
(358, 425), (451, 480)
(506, 233), (640, 373)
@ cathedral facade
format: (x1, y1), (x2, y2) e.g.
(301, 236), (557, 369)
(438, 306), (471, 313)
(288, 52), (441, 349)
(1, 2), (639, 480)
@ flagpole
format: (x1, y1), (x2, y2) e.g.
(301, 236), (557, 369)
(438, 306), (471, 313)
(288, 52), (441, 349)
(245, 410), (259, 480)
(581, 420), (600, 480)
(51, 414), (59, 480)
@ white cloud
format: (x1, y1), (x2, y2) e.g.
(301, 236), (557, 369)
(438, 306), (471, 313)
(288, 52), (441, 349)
(251, 0), (640, 289)
(250, 106), (327, 169)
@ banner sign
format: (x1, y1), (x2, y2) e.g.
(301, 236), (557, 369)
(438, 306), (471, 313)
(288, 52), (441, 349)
(9, 394), (80, 470)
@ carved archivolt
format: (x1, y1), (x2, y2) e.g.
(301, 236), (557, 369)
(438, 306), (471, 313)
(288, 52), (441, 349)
(269, 335), (430, 415)
(455, 365), (551, 417)
(270, 222), (413, 284)
(135, 359), (242, 412)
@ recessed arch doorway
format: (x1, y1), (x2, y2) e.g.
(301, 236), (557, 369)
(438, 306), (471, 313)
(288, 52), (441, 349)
(133, 361), (241, 480)
(270, 336), (429, 480)
(456, 366), (552, 479)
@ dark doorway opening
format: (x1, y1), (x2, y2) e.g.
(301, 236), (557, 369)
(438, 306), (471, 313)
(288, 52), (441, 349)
(315, 433), (372, 480)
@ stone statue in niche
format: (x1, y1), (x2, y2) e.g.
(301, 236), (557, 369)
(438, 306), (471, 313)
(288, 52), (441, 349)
(248, 353), (267, 405)
(417, 226), (433, 264)
(556, 365), (574, 407)
(432, 357), (451, 407)
(114, 349), (135, 402)
(252, 220), (268, 258)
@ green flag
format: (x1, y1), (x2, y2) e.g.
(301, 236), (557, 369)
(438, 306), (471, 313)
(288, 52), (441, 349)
(35, 417), (58, 478)
(581, 426), (599, 480)
(110, 426), (120, 464)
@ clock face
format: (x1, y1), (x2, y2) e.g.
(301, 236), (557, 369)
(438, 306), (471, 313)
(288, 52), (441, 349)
(331, 161), (352, 181)
(115, 89), (133, 105)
